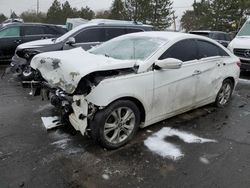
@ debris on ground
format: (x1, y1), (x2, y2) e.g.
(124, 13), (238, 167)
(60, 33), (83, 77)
(41, 116), (62, 130)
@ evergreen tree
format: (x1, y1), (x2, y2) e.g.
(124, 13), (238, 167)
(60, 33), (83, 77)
(109, 0), (126, 20)
(95, 10), (111, 19)
(10, 11), (18, 19)
(62, 1), (74, 19)
(149, 0), (174, 30)
(46, 0), (64, 24)
(20, 10), (46, 23)
(0, 14), (7, 23)
(180, 10), (197, 31)
(78, 6), (95, 20)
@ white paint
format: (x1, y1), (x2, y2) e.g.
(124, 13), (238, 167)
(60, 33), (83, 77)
(41, 116), (61, 130)
(36, 32), (240, 137)
(228, 18), (250, 62)
(144, 127), (217, 160)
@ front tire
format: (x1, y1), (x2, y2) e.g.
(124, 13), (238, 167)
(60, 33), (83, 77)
(215, 79), (233, 107)
(20, 66), (34, 81)
(90, 100), (141, 149)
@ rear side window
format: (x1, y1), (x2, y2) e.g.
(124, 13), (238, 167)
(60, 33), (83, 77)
(197, 40), (229, 58)
(23, 26), (45, 36)
(159, 39), (198, 62)
(126, 28), (143, 34)
(44, 26), (58, 35)
(0, 26), (20, 38)
(105, 28), (126, 41)
(75, 28), (105, 43)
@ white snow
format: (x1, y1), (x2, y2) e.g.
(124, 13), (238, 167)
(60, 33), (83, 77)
(144, 127), (217, 160)
(41, 116), (61, 130)
(102, 174), (110, 180)
(199, 157), (210, 164)
(51, 138), (71, 149)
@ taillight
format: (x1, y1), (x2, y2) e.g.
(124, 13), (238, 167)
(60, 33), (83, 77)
(236, 61), (241, 68)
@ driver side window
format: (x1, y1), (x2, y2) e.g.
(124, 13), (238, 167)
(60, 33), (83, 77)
(0, 26), (20, 38)
(159, 39), (198, 62)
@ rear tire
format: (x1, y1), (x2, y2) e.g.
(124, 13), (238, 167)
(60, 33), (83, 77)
(90, 100), (141, 149)
(215, 79), (233, 107)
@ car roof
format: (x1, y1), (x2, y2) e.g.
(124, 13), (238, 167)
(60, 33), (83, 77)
(1, 22), (62, 27)
(72, 19), (153, 30)
(190, 30), (228, 34)
(120, 31), (219, 43)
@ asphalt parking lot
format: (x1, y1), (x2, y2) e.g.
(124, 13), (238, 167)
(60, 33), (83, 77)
(0, 65), (250, 188)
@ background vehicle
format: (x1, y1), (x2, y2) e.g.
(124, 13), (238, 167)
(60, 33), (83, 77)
(66, 18), (88, 30)
(189, 30), (232, 47)
(228, 18), (250, 71)
(0, 22), (67, 63)
(31, 32), (240, 149)
(12, 19), (153, 80)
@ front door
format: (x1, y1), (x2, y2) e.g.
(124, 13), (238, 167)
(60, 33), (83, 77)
(152, 39), (200, 119)
(63, 28), (105, 51)
(0, 26), (21, 61)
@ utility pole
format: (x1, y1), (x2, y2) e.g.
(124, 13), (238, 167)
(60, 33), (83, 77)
(173, 12), (177, 31)
(37, 0), (39, 15)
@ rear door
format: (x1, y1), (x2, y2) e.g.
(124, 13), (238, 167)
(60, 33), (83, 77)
(0, 25), (21, 61)
(195, 39), (228, 103)
(21, 25), (47, 44)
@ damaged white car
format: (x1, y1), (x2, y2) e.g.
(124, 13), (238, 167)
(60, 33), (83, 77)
(31, 32), (240, 149)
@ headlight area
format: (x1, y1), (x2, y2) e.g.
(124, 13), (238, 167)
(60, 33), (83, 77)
(39, 81), (99, 135)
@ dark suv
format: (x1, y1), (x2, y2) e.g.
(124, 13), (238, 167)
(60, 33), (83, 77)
(0, 22), (67, 63)
(189, 30), (232, 47)
(11, 19), (153, 80)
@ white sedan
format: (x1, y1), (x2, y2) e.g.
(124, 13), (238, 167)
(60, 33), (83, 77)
(31, 31), (240, 149)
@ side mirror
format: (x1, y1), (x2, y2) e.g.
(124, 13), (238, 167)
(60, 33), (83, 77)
(66, 37), (76, 45)
(155, 58), (183, 70)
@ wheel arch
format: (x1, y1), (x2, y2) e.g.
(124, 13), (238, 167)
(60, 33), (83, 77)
(224, 76), (235, 88)
(107, 96), (146, 124)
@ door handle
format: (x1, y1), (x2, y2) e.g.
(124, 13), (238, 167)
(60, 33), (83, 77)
(192, 70), (201, 76)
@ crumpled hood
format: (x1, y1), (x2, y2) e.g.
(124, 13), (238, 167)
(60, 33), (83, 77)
(17, 38), (55, 50)
(230, 36), (250, 49)
(31, 47), (137, 94)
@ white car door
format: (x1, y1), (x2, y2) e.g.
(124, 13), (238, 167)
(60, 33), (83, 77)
(152, 39), (201, 120)
(195, 40), (228, 103)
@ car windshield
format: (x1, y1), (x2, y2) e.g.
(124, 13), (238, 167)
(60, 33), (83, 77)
(89, 36), (166, 61)
(237, 21), (250, 36)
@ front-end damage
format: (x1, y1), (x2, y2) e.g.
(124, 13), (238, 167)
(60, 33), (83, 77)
(30, 48), (139, 135)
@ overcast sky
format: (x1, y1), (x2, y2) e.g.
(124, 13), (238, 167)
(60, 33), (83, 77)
(0, 0), (195, 21)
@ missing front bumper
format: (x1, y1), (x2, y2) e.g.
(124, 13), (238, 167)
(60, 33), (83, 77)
(69, 95), (89, 135)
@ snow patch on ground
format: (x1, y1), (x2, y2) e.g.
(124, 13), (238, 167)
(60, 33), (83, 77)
(51, 138), (71, 149)
(199, 156), (210, 164)
(102, 174), (110, 180)
(41, 116), (61, 129)
(144, 127), (217, 160)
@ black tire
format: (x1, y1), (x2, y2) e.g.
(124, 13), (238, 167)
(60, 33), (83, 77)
(20, 66), (34, 81)
(90, 100), (141, 149)
(215, 79), (233, 107)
